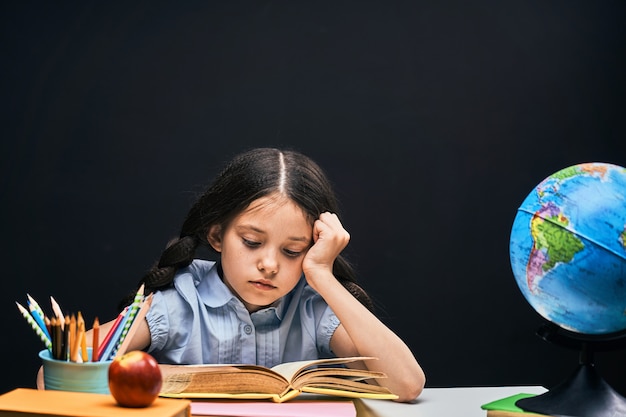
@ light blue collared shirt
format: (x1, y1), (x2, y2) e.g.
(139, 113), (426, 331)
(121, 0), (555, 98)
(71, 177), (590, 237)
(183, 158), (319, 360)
(145, 260), (340, 367)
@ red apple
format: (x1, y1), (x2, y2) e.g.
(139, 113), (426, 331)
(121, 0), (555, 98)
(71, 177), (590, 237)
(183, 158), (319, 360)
(108, 350), (163, 408)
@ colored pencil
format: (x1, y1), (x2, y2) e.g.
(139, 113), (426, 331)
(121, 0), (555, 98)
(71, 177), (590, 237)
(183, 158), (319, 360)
(62, 314), (70, 360)
(91, 317), (100, 362)
(69, 314), (78, 362)
(78, 321), (87, 363)
(98, 311), (130, 361)
(96, 308), (127, 361)
(50, 296), (65, 330)
(109, 284), (145, 359)
(52, 317), (63, 360)
(29, 306), (51, 341)
(74, 311), (87, 362)
(26, 294), (46, 320)
(114, 292), (153, 358)
(16, 302), (52, 350)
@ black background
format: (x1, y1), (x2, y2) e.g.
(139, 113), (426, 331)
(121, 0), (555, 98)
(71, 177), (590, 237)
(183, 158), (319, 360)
(2, 1), (625, 396)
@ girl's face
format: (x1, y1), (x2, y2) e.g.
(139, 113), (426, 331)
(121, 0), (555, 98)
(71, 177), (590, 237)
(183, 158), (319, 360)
(207, 194), (313, 313)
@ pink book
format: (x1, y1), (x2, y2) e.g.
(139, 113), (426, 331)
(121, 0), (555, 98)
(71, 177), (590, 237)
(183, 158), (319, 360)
(191, 400), (357, 417)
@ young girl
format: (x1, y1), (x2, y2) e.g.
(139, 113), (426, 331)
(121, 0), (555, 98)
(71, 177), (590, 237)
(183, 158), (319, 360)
(97, 148), (425, 401)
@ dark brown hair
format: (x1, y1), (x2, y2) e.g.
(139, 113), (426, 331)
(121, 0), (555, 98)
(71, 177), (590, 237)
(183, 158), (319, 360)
(121, 148), (373, 311)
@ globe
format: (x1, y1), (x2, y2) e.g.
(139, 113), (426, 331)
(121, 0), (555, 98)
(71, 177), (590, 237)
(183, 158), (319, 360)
(509, 162), (626, 335)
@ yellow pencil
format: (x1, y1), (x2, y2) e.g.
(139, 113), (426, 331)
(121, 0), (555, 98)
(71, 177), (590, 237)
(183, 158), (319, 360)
(79, 321), (87, 363)
(76, 312), (87, 362)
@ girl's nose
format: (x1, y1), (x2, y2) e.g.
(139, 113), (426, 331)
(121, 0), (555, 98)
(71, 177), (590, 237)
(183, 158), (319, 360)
(258, 250), (278, 276)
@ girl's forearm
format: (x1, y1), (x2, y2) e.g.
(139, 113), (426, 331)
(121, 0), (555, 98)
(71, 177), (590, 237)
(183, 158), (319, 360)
(309, 271), (425, 401)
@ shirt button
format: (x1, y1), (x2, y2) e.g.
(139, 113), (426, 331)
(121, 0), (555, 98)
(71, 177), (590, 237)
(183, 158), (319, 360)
(243, 324), (253, 335)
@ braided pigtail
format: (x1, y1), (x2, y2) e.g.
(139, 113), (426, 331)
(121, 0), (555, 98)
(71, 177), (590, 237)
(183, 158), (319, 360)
(118, 235), (200, 309)
(148, 235), (199, 291)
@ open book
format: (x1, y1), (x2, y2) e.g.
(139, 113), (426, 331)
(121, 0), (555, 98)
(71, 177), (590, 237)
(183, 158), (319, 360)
(158, 356), (398, 403)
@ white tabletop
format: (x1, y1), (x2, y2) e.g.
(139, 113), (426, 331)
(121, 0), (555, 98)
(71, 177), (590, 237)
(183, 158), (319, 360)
(356, 386), (547, 417)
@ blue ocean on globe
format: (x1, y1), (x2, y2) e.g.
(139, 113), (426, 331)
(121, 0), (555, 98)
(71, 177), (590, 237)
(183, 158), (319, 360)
(509, 162), (626, 335)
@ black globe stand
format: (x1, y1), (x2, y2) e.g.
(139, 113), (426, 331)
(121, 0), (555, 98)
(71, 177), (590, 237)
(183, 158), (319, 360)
(516, 324), (626, 417)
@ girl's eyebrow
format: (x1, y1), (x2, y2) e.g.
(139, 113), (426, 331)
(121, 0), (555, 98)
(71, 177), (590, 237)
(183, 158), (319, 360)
(235, 224), (310, 243)
(287, 235), (310, 243)
(236, 224), (262, 232)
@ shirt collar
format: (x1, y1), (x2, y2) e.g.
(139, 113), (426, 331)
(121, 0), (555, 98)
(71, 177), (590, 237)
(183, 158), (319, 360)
(197, 262), (235, 308)
(253, 277), (303, 321)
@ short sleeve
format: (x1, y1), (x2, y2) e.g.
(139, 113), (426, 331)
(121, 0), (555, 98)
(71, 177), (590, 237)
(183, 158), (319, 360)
(145, 291), (169, 353)
(298, 285), (341, 358)
(316, 306), (341, 357)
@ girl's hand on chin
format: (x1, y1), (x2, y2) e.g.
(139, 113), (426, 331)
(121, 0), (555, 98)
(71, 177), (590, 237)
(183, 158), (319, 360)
(302, 212), (350, 282)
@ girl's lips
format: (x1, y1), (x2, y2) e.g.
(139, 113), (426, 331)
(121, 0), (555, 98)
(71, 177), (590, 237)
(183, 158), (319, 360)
(250, 280), (276, 291)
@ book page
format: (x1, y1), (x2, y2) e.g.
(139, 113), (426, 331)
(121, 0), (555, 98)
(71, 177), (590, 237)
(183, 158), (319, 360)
(160, 365), (290, 396)
(160, 363), (242, 379)
(291, 367), (386, 389)
(270, 356), (377, 381)
(300, 377), (391, 394)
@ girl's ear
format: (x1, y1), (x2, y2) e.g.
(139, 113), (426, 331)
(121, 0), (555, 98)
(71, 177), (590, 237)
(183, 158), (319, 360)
(206, 225), (223, 252)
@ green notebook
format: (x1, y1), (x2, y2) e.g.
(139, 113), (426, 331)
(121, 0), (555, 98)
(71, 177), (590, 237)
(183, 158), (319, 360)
(481, 393), (538, 412)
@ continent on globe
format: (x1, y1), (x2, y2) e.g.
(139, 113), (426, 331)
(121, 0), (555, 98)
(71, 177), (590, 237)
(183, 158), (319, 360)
(510, 162), (626, 335)
(527, 202), (584, 293)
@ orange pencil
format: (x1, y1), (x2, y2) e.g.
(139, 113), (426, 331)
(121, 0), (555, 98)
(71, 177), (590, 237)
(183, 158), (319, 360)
(91, 317), (100, 362)
(69, 314), (78, 362)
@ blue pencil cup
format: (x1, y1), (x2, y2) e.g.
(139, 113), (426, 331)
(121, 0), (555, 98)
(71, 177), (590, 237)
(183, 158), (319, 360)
(39, 348), (112, 394)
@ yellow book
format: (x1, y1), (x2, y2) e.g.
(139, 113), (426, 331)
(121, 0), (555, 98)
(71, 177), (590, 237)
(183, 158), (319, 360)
(0, 388), (190, 417)
(159, 356), (398, 403)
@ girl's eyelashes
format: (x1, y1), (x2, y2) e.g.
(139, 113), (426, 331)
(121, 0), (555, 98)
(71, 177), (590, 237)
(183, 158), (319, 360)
(242, 237), (304, 258)
(283, 249), (302, 258)
(242, 238), (260, 248)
